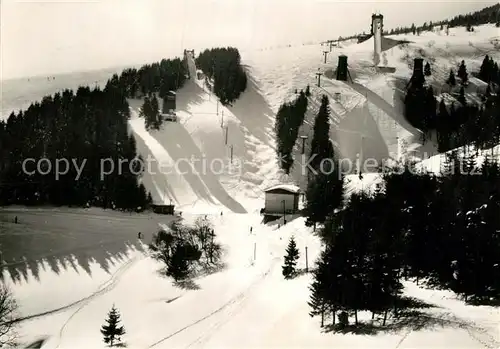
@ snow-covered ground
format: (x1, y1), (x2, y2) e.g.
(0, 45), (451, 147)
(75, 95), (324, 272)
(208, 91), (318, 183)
(12, 213), (500, 349)
(1, 23), (500, 348)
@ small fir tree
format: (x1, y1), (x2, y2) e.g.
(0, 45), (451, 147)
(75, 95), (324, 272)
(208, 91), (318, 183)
(100, 305), (125, 347)
(457, 60), (468, 85)
(424, 62), (432, 76)
(305, 84), (311, 96)
(447, 69), (456, 86)
(282, 236), (300, 279)
(308, 277), (328, 327)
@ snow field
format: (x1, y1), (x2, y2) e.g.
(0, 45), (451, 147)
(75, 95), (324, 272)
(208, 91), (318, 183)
(3, 22), (500, 349)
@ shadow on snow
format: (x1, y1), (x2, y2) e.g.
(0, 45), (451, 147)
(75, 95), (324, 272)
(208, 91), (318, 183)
(0, 208), (174, 284)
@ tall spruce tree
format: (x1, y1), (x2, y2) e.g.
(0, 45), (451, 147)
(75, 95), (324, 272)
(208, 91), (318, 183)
(309, 95), (333, 172)
(437, 99), (450, 149)
(424, 62), (432, 76)
(457, 60), (468, 84)
(446, 69), (457, 86)
(141, 96), (154, 130)
(273, 91), (308, 173)
(458, 86), (467, 105)
(479, 55), (492, 82)
(282, 236), (300, 279)
(151, 94), (161, 129)
(304, 171), (344, 227)
(100, 305), (125, 347)
(308, 248), (332, 327)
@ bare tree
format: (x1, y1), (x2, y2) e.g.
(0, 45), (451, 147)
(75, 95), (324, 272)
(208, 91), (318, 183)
(0, 285), (18, 347)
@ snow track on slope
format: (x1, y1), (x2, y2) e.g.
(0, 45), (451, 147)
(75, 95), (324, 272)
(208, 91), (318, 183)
(147, 257), (280, 348)
(184, 257), (281, 349)
(53, 254), (143, 348)
(8, 252), (142, 325)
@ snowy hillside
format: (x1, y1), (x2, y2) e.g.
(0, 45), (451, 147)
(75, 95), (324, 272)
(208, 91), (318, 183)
(2, 23), (500, 349)
(129, 23), (500, 208)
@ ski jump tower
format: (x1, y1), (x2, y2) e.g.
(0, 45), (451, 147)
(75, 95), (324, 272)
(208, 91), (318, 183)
(371, 13), (383, 66)
(183, 49), (195, 78)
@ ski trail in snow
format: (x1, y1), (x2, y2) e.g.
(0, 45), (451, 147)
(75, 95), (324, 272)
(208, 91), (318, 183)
(9, 249), (143, 324)
(349, 82), (421, 136)
(53, 254), (143, 348)
(184, 257), (281, 349)
(129, 113), (201, 207)
(147, 257), (280, 349)
(393, 310), (500, 349)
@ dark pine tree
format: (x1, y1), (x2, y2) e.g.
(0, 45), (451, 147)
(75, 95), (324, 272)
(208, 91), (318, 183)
(446, 69), (457, 86)
(140, 96), (153, 130)
(424, 62), (432, 76)
(167, 244), (190, 281)
(305, 84), (311, 97)
(0, 54), (190, 210)
(100, 305), (125, 347)
(479, 55), (492, 82)
(151, 94), (161, 129)
(308, 248), (332, 327)
(436, 99), (451, 150)
(304, 171), (344, 228)
(273, 91), (308, 173)
(457, 60), (468, 85)
(309, 95), (333, 172)
(458, 86), (467, 106)
(195, 47), (247, 105)
(282, 236), (300, 279)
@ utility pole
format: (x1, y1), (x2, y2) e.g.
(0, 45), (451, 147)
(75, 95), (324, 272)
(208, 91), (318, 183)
(282, 200), (286, 225)
(316, 70), (323, 87)
(396, 136), (400, 162)
(221, 110), (224, 128)
(216, 100), (219, 116)
(253, 242), (256, 261)
(225, 125), (228, 145)
(300, 135), (308, 202)
(358, 135), (364, 175)
(323, 51), (329, 63)
(361, 135), (364, 173)
(230, 145), (233, 164)
(305, 246), (308, 272)
(164, 183), (168, 205)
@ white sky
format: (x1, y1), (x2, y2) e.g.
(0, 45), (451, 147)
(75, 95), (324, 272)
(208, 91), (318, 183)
(1, 0), (497, 80)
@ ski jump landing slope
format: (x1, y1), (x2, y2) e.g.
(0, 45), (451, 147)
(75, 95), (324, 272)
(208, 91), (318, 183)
(129, 54), (247, 214)
(131, 50), (285, 213)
